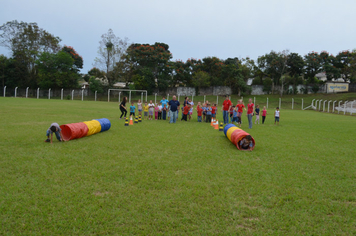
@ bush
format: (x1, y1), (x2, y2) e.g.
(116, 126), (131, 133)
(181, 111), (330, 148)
(263, 77), (272, 94)
(311, 84), (320, 94)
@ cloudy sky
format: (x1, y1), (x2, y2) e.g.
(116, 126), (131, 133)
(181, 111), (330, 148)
(1, 0), (355, 73)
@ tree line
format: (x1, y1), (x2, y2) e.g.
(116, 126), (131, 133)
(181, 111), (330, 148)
(1, 21), (356, 96)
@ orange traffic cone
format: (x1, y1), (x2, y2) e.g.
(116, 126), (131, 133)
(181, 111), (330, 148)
(129, 115), (133, 125)
(211, 118), (214, 126)
(214, 120), (219, 129)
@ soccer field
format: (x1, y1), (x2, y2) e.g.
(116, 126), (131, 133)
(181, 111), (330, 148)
(0, 97), (355, 235)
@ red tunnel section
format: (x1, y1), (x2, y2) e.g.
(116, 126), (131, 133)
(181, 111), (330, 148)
(60, 122), (89, 141)
(230, 129), (256, 150)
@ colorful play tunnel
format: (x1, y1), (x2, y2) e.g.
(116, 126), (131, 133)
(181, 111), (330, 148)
(224, 124), (256, 150)
(60, 118), (111, 141)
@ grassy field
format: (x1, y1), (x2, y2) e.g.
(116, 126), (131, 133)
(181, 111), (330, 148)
(0, 97), (355, 235)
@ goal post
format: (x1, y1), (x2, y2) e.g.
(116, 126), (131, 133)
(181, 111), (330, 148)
(108, 89), (148, 103)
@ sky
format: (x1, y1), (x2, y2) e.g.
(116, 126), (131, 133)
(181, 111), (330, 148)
(1, 0), (356, 73)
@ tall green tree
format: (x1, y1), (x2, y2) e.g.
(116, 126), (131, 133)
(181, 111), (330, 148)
(94, 29), (129, 86)
(62, 46), (83, 73)
(258, 50), (289, 95)
(127, 42), (172, 93)
(0, 20), (61, 86)
(36, 51), (79, 88)
(287, 53), (305, 93)
(304, 51), (322, 83)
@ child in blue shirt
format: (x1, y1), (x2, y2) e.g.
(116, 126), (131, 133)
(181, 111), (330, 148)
(206, 103), (212, 123)
(130, 102), (136, 117)
(232, 106), (238, 123)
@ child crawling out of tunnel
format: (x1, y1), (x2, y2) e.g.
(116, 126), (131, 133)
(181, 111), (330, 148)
(238, 135), (254, 151)
(45, 123), (65, 143)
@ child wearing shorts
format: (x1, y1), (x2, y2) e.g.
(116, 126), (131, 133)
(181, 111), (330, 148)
(148, 100), (155, 120)
(211, 104), (217, 120)
(129, 102), (136, 117)
(144, 102), (149, 120)
(274, 107), (280, 125)
(137, 99), (143, 117)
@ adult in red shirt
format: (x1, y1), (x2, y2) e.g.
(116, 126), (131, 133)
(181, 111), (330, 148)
(247, 98), (254, 129)
(222, 95), (232, 124)
(236, 99), (246, 127)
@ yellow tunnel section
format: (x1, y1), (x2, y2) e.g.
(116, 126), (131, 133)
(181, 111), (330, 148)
(83, 120), (102, 136)
(226, 126), (240, 141)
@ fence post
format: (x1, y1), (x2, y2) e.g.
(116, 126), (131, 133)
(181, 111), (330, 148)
(323, 100), (326, 112)
(351, 102), (354, 115)
(48, 88), (51, 99)
(15, 87), (18, 98)
(3, 86), (6, 97)
(129, 91), (131, 103)
(204, 95), (206, 103)
(72, 90), (74, 100)
(37, 88), (40, 99)
(333, 101), (337, 113)
(95, 91), (97, 101)
(26, 87), (29, 98)
(338, 101), (342, 114)
(328, 100), (332, 113)
(61, 88), (63, 100)
(292, 98), (294, 109)
(81, 89), (84, 101)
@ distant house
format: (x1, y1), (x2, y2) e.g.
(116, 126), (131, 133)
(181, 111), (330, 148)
(316, 72), (346, 82)
(315, 72), (327, 81)
(78, 79), (89, 89)
(113, 82), (126, 88)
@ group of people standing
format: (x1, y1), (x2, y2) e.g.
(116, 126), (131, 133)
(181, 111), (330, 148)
(222, 95), (280, 128)
(119, 95), (180, 123)
(119, 95), (280, 126)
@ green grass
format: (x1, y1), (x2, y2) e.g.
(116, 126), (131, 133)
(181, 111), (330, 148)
(0, 97), (355, 235)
